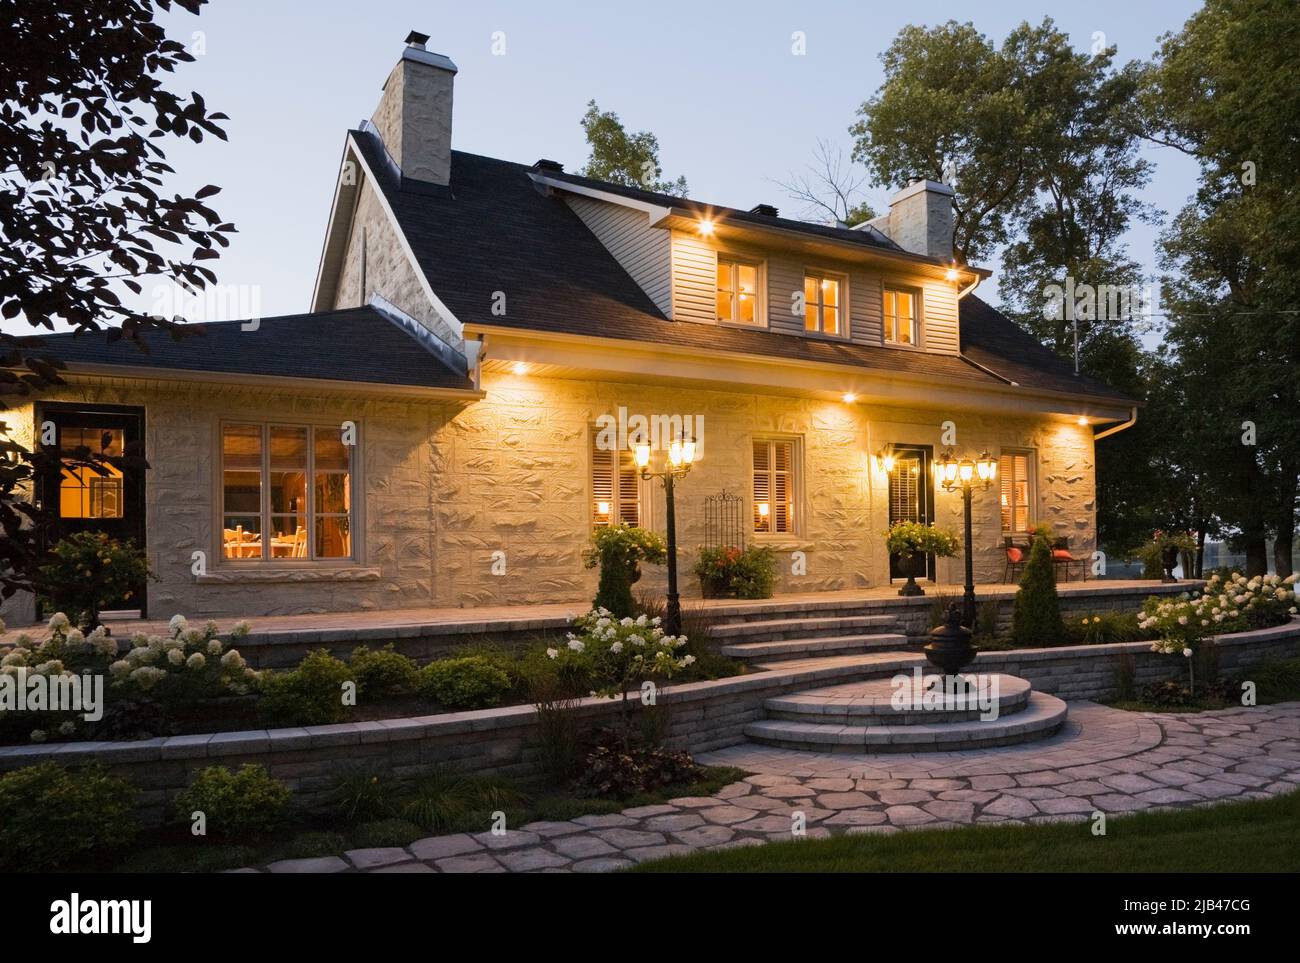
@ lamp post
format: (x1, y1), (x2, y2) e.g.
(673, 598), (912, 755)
(932, 448), (997, 628)
(635, 437), (697, 637)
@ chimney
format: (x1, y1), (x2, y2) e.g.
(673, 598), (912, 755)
(371, 31), (458, 186)
(875, 179), (954, 259)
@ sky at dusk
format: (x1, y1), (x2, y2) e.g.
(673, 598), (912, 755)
(7, 0), (1206, 332)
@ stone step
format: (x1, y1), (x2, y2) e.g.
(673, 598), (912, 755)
(719, 633), (912, 662)
(711, 614), (900, 643)
(743, 691), (1068, 753)
(764, 672), (1032, 725)
(697, 596), (923, 624)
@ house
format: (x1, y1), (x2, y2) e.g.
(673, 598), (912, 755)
(0, 33), (1135, 623)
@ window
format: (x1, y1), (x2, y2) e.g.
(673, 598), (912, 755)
(753, 438), (797, 535)
(883, 287), (919, 346)
(592, 441), (641, 528)
(222, 423), (354, 560)
(58, 426), (124, 519)
(716, 256), (761, 324)
(803, 271), (843, 336)
(1000, 450), (1035, 534)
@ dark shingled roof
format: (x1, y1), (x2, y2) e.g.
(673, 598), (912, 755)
(351, 130), (1132, 405)
(23, 305), (475, 391)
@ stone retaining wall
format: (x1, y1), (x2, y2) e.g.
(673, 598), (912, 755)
(2, 618), (1294, 825)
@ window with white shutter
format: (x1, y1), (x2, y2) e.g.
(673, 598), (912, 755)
(591, 441), (641, 528)
(753, 438), (797, 535)
(999, 449), (1035, 534)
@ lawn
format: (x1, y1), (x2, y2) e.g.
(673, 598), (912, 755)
(632, 788), (1300, 873)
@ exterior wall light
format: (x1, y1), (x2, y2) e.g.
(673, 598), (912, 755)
(512, 362), (528, 376)
(698, 218), (715, 237)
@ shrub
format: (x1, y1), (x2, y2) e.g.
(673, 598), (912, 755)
(584, 524), (667, 618)
(418, 656), (512, 709)
(112, 615), (257, 705)
(258, 649), (352, 726)
(519, 656), (584, 785)
(348, 644), (419, 700)
(174, 764), (290, 838)
(1141, 570), (1297, 653)
(0, 763), (137, 871)
(574, 736), (703, 799)
(692, 544), (777, 599)
(327, 765), (394, 823)
(35, 531), (154, 630)
(1011, 535), (1064, 646)
(398, 767), (527, 832)
(1068, 611), (1142, 646)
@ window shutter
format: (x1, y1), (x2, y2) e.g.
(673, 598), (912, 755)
(773, 441), (792, 533)
(592, 445), (614, 527)
(592, 442), (640, 528)
(752, 440), (770, 532)
(617, 449), (640, 526)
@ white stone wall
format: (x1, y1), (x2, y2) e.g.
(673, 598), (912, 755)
(1, 372), (1097, 622)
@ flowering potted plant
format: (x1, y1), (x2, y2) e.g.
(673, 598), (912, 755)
(1138, 529), (1197, 582)
(692, 544), (776, 599)
(883, 521), (960, 597)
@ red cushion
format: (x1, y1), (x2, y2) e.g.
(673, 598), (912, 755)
(1006, 547), (1023, 562)
(1051, 549), (1072, 560)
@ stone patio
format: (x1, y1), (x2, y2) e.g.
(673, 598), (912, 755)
(236, 699), (1300, 873)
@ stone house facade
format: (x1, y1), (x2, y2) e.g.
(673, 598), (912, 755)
(1, 33), (1134, 623)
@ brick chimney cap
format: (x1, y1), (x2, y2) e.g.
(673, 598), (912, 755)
(405, 30), (430, 47)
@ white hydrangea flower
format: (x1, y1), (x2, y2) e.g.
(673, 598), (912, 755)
(546, 647), (558, 660)
(58, 720), (77, 736)
(186, 652), (206, 670)
(610, 641), (624, 654)
(207, 639), (223, 655)
(167, 648), (185, 665)
(168, 615), (188, 634)
(47, 612), (70, 630)
(567, 640), (585, 653)
(220, 649), (245, 669)
(230, 620), (252, 639)
(30, 729), (47, 743)
(129, 666), (167, 690)
(109, 660), (131, 679)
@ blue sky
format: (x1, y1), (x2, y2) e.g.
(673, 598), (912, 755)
(13, 0), (1205, 329)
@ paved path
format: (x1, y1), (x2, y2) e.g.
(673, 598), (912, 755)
(236, 700), (1300, 873)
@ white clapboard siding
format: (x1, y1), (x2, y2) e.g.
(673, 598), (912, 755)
(566, 196), (672, 316)
(670, 230), (718, 325)
(918, 275), (960, 354)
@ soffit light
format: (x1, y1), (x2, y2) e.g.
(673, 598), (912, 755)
(698, 218), (715, 237)
(512, 362), (528, 376)
(842, 392), (857, 404)
(945, 267), (960, 282)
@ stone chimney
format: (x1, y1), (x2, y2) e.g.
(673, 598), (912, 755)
(371, 31), (458, 186)
(868, 179), (955, 259)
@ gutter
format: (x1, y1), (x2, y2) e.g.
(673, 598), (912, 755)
(1094, 406), (1138, 440)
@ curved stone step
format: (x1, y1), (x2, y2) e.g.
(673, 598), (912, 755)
(719, 633), (910, 662)
(743, 691), (1068, 753)
(765, 672), (1032, 724)
(712, 614), (900, 643)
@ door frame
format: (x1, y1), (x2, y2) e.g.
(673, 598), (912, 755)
(35, 402), (148, 616)
(886, 443), (936, 583)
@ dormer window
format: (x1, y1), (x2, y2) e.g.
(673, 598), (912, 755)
(803, 271), (844, 336)
(883, 287), (919, 346)
(716, 256), (761, 325)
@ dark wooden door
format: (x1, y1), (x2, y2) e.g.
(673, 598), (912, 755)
(36, 403), (147, 615)
(887, 444), (935, 582)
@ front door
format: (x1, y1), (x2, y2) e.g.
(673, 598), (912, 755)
(36, 404), (148, 616)
(887, 444), (935, 582)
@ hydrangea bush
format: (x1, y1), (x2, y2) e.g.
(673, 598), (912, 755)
(1141, 571), (1297, 654)
(548, 608), (694, 700)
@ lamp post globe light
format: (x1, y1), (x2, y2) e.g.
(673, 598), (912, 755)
(634, 437), (697, 637)
(932, 448), (997, 628)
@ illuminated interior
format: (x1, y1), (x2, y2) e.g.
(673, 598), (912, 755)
(59, 427), (125, 519)
(716, 258), (758, 324)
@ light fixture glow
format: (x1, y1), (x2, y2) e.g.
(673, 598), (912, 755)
(698, 218), (715, 237)
(958, 460), (974, 483)
(669, 439), (684, 467)
(757, 502), (770, 517)
(634, 443), (651, 468)
(681, 440), (697, 465)
(512, 362), (528, 376)
(842, 392), (857, 404)
(596, 500), (610, 516)
(945, 267), (960, 282)
(1076, 415), (1088, 426)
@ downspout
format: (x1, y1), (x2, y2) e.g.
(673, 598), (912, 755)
(464, 334), (485, 392)
(1094, 406), (1138, 441)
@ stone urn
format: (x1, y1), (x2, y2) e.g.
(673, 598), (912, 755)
(924, 603), (976, 676)
(1160, 545), (1180, 583)
(896, 552), (927, 597)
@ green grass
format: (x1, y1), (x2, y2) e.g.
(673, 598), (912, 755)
(632, 789), (1300, 873)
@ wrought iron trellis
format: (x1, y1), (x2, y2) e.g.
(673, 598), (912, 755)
(702, 489), (745, 552)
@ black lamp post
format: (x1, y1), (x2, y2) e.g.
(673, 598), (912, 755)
(635, 437), (697, 637)
(933, 448), (997, 628)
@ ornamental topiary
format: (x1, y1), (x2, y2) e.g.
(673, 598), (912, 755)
(174, 764), (290, 838)
(418, 656), (513, 709)
(0, 762), (137, 871)
(584, 524), (667, 618)
(1011, 534), (1064, 646)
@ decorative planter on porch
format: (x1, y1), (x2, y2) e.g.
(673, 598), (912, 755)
(896, 552), (927, 597)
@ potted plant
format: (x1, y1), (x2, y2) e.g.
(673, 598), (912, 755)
(583, 524), (667, 618)
(1140, 529), (1198, 583)
(692, 544), (776, 599)
(883, 521), (960, 597)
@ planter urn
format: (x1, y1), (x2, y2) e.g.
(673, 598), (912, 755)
(897, 551), (927, 597)
(1160, 545), (1179, 583)
(924, 603), (976, 676)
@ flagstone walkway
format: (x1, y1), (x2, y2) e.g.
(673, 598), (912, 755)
(234, 699), (1300, 874)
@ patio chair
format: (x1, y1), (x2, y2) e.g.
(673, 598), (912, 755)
(1002, 535), (1028, 583)
(1051, 536), (1088, 582)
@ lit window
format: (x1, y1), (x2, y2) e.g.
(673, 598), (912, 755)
(717, 256), (760, 324)
(883, 287), (919, 346)
(222, 423), (354, 560)
(753, 438), (797, 535)
(803, 272), (843, 335)
(592, 440), (641, 528)
(999, 450), (1035, 534)
(58, 427), (124, 519)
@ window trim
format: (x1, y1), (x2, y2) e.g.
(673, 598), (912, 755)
(751, 435), (802, 539)
(881, 283), (923, 349)
(802, 268), (849, 339)
(999, 447), (1037, 535)
(216, 418), (360, 565)
(715, 252), (767, 328)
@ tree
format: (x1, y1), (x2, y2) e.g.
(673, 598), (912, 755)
(1138, 0), (1300, 575)
(772, 139), (877, 226)
(0, 0), (230, 598)
(579, 100), (687, 196)
(1011, 534), (1063, 645)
